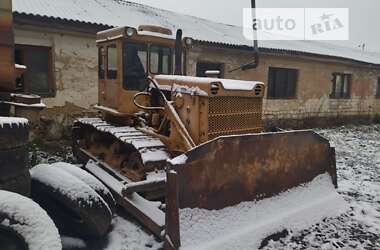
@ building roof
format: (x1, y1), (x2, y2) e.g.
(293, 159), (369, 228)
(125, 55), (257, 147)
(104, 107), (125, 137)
(13, 0), (380, 66)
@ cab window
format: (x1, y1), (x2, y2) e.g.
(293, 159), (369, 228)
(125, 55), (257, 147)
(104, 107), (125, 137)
(107, 45), (117, 79)
(150, 45), (172, 75)
(123, 43), (149, 91)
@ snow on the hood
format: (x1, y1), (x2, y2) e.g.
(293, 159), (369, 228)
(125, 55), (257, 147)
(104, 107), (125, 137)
(155, 75), (262, 91)
(0, 190), (62, 250)
(155, 75), (214, 84)
(0, 116), (28, 127)
(172, 84), (208, 97)
(179, 173), (348, 250)
(218, 79), (262, 91)
(30, 164), (108, 210)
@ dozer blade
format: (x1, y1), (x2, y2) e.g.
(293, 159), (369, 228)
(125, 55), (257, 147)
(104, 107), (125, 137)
(168, 130), (337, 210)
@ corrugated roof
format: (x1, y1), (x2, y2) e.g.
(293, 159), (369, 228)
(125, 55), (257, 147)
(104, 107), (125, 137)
(13, 0), (380, 65)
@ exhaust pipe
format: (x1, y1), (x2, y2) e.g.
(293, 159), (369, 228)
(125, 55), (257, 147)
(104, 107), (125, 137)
(229, 0), (259, 72)
(249, 0), (259, 68)
(242, 0), (259, 70)
(174, 29), (183, 75)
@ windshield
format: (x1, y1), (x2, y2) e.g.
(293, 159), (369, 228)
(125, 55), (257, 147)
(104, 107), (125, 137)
(123, 42), (149, 91)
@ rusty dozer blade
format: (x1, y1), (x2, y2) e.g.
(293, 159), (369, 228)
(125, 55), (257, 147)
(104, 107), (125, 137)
(168, 130), (337, 210)
(163, 130), (340, 249)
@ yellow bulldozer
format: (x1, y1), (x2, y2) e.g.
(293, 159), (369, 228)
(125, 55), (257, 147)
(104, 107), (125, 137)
(0, 0), (343, 248)
(72, 23), (338, 248)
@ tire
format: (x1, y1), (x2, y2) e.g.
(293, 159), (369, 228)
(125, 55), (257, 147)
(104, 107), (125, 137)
(0, 119), (29, 150)
(51, 162), (116, 214)
(0, 190), (62, 250)
(0, 171), (31, 197)
(30, 165), (112, 238)
(0, 147), (29, 181)
(0, 118), (30, 196)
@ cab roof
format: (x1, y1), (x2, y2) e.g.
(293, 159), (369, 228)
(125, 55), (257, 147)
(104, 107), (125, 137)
(96, 26), (176, 43)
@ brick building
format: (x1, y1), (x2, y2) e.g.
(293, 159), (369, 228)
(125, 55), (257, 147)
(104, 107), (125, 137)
(11, 0), (380, 130)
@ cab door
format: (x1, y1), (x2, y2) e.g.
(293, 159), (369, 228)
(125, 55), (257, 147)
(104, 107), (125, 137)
(99, 43), (119, 109)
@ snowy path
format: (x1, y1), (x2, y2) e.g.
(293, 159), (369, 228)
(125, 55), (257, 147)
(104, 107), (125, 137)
(54, 125), (380, 250)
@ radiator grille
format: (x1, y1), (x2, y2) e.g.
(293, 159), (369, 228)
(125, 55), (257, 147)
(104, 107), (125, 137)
(208, 97), (263, 139)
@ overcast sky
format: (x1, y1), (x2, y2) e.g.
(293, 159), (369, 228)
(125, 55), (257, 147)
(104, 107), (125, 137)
(130, 0), (379, 53)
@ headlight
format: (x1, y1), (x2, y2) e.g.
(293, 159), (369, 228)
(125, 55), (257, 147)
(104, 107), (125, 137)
(126, 27), (135, 37)
(185, 37), (193, 46)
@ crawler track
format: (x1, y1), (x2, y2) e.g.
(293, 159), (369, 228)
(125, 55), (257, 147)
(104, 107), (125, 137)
(73, 118), (171, 183)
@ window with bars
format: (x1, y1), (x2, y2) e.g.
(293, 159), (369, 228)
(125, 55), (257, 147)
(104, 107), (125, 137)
(267, 67), (298, 99)
(330, 73), (351, 99)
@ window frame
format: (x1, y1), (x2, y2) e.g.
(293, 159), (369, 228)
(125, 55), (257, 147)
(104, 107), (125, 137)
(196, 61), (224, 78)
(14, 44), (55, 97)
(106, 44), (118, 80)
(149, 44), (173, 75)
(267, 67), (298, 99)
(376, 77), (380, 99)
(98, 46), (105, 80)
(330, 72), (352, 99)
(122, 42), (149, 91)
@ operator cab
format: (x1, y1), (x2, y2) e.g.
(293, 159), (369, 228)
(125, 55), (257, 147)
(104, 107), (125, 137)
(96, 25), (178, 115)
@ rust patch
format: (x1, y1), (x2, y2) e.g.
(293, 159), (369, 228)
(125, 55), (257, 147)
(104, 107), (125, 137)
(170, 130), (337, 210)
(0, 0), (15, 91)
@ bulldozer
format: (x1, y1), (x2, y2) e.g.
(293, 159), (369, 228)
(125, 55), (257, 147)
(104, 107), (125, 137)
(72, 15), (339, 249)
(73, 25), (266, 184)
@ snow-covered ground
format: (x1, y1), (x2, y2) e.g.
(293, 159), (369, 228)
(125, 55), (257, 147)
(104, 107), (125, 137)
(179, 173), (348, 250)
(35, 125), (379, 250)
(263, 125), (380, 249)
(61, 215), (162, 250)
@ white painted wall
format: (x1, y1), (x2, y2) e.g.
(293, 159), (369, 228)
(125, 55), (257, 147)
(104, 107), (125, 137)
(14, 26), (98, 109)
